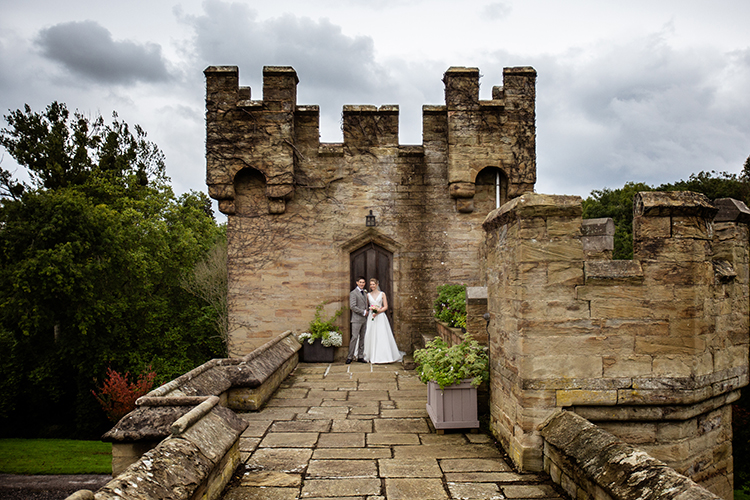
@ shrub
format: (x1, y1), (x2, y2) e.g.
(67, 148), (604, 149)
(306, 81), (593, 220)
(92, 367), (156, 423)
(414, 335), (488, 389)
(433, 284), (466, 329)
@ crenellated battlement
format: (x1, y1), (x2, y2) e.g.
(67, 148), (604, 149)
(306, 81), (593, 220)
(204, 65), (536, 215)
(482, 191), (750, 497)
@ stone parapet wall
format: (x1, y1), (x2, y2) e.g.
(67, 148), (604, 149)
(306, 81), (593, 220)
(540, 411), (721, 500)
(482, 191), (750, 499)
(95, 331), (299, 489)
(204, 65), (536, 356)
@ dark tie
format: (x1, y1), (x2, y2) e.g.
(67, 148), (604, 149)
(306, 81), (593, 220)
(361, 290), (365, 295)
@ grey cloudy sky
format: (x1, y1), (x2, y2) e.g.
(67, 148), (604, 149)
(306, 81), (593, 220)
(1, 0), (748, 213)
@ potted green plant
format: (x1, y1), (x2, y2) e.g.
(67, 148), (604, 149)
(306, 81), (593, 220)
(298, 303), (343, 363)
(413, 334), (489, 431)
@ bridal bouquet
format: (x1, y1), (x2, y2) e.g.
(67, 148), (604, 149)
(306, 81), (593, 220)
(369, 305), (380, 320)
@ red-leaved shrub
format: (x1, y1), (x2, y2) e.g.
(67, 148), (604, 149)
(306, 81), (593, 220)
(92, 367), (156, 422)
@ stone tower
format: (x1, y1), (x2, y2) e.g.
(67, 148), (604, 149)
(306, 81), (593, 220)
(204, 65), (537, 355)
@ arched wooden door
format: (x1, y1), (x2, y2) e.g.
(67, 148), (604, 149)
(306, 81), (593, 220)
(350, 242), (394, 327)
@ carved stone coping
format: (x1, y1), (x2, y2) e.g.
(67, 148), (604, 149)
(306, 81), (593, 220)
(466, 286), (487, 305)
(634, 191), (717, 218)
(145, 330), (300, 399)
(539, 410), (720, 500)
(581, 218), (614, 237)
(171, 396), (219, 436)
(482, 193), (582, 232)
(102, 331), (300, 442)
(93, 403), (247, 500)
(713, 197), (750, 223)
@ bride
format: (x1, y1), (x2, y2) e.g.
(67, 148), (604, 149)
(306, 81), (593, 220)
(363, 278), (403, 364)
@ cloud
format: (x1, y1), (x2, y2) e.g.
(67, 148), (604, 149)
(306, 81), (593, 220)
(179, 1), (401, 140)
(36, 20), (171, 85)
(481, 2), (512, 20)
(489, 31), (750, 198)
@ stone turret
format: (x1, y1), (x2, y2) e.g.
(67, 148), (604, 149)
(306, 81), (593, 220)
(482, 191), (749, 499)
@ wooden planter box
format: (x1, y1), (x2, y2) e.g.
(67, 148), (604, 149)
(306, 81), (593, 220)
(300, 338), (335, 363)
(426, 379), (479, 431)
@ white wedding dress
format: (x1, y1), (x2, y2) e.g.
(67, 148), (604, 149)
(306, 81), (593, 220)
(363, 291), (403, 364)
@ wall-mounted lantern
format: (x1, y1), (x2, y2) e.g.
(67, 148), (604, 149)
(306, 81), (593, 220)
(365, 210), (376, 227)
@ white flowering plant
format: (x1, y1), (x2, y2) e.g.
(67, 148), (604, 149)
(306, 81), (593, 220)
(298, 303), (343, 347)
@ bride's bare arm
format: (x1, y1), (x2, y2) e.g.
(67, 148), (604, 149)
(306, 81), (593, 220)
(380, 293), (388, 313)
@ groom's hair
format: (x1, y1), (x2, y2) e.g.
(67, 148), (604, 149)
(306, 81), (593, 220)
(357, 276), (365, 282)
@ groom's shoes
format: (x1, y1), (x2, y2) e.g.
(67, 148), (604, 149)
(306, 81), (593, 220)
(357, 358), (365, 363)
(345, 358), (352, 364)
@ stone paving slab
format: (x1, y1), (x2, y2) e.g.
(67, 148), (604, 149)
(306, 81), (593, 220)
(379, 458), (442, 478)
(240, 420), (272, 437)
(259, 432), (319, 448)
(317, 432), (365, 448)
(312, 447), (393, 460)
(447, 482), (503, 500)
(332, 419), (373, 433)
(225, 362), (567, 500)
(245, 448), (313, 473)
(266, 397), (323, 407)
(240, 471), (302, 487)
(270, 419), (331, 432)
(238, 408), (306, 420)
(367, 432), (420, 446)
(393, 443), (503, 459)
(380, 409), (428, 418)
(439, 458), (513, 472)
(301, 478), (382, 497)
(418, 433), (467, 445)
(385, 478), (448, 500)
(373, 418), (430, 433)
(273, 388), (310, 398)
(445, 472), (526, 482)
(306, 459), (378, 478)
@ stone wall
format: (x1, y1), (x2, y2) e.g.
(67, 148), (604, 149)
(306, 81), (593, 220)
(539, 410), (721, 500)
(204, 65), (536, 355)
(482, 191), (749, 499)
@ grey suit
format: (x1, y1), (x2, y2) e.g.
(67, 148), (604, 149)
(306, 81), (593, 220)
(349, 286), (368, 360)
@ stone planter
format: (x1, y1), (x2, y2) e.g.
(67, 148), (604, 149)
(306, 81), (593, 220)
(426, 379), (479, 432)
(300, 338), (335, 363)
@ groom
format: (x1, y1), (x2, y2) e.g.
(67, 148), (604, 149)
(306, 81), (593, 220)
(347, 276), (368, 364)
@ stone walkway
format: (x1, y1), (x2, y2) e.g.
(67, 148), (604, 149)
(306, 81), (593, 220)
(223, 361), (566, 500)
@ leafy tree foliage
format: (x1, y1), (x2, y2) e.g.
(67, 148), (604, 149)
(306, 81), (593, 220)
(0, 102), (226, 438)
(582, 182), (653, 259)
(582, 158), (750, 259)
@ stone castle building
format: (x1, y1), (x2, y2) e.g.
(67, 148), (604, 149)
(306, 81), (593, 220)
(205, 65), (748, 498)
(204, 65), (536, 355)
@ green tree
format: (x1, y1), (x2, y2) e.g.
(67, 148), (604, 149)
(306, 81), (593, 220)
(582, 182), (653, 259)
(657, 168), (750, 207)
(0, 103), (226, 438)
(582, 161), (750, 259)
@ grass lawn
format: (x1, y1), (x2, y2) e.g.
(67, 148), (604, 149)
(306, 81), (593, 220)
(0, 439), (111, 474)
